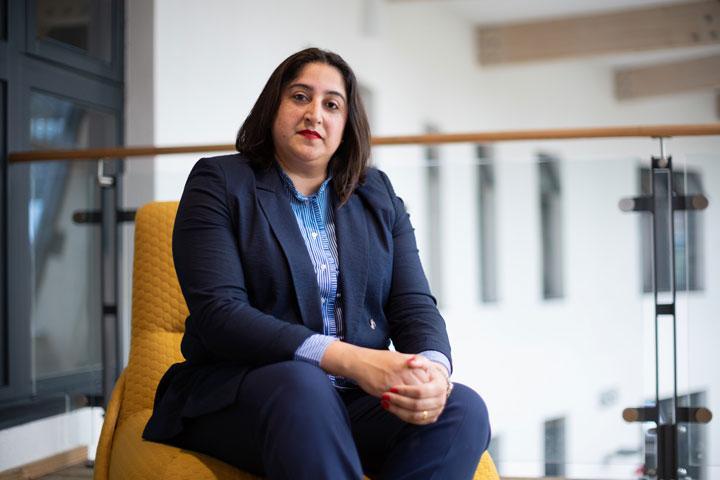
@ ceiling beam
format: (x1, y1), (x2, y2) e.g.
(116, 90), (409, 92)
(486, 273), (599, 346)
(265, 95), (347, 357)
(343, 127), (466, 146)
(615, 54), (720, 100)
(477, 0), (720, 65)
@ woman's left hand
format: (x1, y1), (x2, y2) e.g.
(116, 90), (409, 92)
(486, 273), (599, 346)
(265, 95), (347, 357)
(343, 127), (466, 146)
(380, 356), (451, 425)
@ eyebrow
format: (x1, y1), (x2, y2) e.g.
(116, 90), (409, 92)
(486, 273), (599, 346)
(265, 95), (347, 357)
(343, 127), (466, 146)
(289, 83), (346, 102)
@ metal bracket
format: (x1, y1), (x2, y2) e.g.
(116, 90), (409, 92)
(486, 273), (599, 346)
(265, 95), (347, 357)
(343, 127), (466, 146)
(97, 158), (115, 188)
(677, 407), (713, 424)
(623, 406), (713, 425)
(72, 209), (137, 225)
(618, 194), (708, 213)
(622, 406), (658, 423)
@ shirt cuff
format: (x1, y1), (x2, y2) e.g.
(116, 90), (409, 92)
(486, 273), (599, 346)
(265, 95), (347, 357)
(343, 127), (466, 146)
(419, 350), (452, 377)
(294, 334), (337, 367)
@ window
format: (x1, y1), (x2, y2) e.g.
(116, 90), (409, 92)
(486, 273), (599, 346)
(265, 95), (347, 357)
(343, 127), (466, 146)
(36, 0), (112, 61)
(424, 123), (443, 304)
(27, 91), (116, 384)
(358, 84), (374, 129)
(538, 155), (564, 299)
(27, 0), (122, 81)
(640, 168), (704, 293)
(544, 417), (566, 477)
(477, 145), (497, 303)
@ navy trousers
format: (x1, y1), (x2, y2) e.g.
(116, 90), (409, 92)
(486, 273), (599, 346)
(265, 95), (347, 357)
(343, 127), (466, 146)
(168, 361), (491, 480)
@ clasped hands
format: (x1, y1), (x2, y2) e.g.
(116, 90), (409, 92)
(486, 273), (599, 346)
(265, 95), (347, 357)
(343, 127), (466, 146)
(361, 350), (449, 425)
(321, 342), (450, 426)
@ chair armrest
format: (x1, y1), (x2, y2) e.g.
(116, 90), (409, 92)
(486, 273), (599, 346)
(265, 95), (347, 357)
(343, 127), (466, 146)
(93, 370), (126, 480)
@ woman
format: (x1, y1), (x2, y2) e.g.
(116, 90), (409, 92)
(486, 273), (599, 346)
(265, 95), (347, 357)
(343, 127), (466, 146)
(144, 47), (490, 479)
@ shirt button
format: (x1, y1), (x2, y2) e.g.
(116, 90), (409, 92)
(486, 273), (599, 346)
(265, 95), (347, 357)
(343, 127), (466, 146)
(369, 318), (376, 330)
(320, 264), (327, 270)
(311, 232), (319, 239)
(321, 298), (326, 304)
(336, 292), (341, 298)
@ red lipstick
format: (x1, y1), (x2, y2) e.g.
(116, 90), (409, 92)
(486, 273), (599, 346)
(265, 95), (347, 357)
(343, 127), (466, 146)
(298, 129), (322, 140)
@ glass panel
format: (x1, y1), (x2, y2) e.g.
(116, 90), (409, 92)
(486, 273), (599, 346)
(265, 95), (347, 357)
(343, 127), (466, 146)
(35, 0), (112, 61)
(373, 142), (656, 479)
(678, 151), (717, 480)
(27, 91), (115, 382)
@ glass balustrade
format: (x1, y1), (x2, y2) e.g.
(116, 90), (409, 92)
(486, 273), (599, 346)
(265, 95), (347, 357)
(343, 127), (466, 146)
(7, 133), (717, 476)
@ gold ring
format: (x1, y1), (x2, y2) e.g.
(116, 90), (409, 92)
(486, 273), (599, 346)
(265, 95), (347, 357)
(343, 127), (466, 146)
(421, 410), (428, 421)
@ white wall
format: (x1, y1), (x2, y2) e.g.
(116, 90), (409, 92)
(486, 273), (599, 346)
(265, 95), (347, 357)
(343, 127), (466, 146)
(0, 408), (103, 471)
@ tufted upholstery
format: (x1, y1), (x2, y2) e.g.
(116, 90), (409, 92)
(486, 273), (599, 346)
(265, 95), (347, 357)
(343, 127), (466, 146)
(94, 201), (499, 480)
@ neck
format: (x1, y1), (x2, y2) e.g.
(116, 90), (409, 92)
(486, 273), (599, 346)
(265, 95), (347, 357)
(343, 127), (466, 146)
(277, 160), (328, 196)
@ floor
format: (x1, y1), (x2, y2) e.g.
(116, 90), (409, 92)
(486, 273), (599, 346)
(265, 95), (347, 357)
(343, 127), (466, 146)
(37, 463), (93, 480)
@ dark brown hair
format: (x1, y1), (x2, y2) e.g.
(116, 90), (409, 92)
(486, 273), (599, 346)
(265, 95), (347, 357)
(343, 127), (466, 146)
(236, 48), (371, 204)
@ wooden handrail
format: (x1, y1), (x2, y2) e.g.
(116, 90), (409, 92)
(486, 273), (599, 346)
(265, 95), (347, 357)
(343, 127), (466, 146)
(8, 123), (720, 163)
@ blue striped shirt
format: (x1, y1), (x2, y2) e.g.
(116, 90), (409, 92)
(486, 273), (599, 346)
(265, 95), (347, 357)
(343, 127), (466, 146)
(279, 169), (451, 379)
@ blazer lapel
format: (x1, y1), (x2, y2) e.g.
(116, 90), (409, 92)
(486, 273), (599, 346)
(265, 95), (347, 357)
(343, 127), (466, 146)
(255, 167), (324, 333)
(334, 192), (368, 342)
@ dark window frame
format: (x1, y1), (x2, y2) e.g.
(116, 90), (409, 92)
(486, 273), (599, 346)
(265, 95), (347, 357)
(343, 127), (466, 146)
(0, 79), (6, 389)
(0, 0), (7, 40)
(0, 0), (123, 429)
(25, 0), (123, 82)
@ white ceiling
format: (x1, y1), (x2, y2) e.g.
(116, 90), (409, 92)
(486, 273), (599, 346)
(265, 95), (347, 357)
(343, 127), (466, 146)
(395, 0), (694, 25)
(387, 0), (720, 67)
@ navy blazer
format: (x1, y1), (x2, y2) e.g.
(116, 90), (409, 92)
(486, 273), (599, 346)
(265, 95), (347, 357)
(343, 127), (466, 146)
(143, 154), (451, 441)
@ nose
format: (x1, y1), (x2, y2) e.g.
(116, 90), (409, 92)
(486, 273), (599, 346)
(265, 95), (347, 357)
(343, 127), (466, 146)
(304, 99), (322, 125)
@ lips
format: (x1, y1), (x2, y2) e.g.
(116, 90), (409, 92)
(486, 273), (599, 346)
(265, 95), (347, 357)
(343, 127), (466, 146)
(298, 130), (322, 140)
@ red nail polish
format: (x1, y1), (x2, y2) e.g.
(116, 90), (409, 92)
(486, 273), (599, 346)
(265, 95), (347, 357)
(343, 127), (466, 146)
(390, 387), (399, 394)
(382, 394), (390, 401)
(381, 400), (389, 410)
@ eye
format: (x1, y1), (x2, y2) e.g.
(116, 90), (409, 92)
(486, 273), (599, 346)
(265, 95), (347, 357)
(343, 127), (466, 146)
(292, 92), (309, 102)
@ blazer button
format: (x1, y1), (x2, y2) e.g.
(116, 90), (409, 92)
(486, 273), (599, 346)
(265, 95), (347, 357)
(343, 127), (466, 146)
(369, 318), (376, 330)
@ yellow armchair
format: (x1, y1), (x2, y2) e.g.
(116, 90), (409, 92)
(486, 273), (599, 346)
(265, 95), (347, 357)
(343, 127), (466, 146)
(94, 201), (499, 480)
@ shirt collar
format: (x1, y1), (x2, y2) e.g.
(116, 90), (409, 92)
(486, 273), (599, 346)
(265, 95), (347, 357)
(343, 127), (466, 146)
(276, 163), (333, 202)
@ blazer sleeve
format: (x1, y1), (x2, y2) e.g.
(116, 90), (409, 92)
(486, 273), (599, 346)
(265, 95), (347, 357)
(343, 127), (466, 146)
(173, 158), (315, 366)
(378, 171), (453, 366)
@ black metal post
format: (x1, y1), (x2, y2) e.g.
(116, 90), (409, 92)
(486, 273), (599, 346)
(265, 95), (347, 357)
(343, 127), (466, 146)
(619, 140), (711, 480)
(98, 158), (122, 409)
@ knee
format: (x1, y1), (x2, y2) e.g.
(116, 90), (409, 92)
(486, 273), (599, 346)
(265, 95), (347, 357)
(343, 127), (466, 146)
(250, 361), (342, 417)
(445, 383), (491, 449)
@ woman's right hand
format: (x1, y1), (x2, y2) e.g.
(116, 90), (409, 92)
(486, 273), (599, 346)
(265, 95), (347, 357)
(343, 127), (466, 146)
(320, 341), (429, 398)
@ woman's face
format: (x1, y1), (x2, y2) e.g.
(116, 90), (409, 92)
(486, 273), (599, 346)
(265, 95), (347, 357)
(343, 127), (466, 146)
(272, 62), (348, 174)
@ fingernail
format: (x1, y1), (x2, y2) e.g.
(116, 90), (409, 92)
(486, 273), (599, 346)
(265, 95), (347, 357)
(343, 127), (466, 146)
(406, 356), (416, 366)
(381, 400), (389, 410)
(390, 387), (399, 394)
(381, 394), (391, 401)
